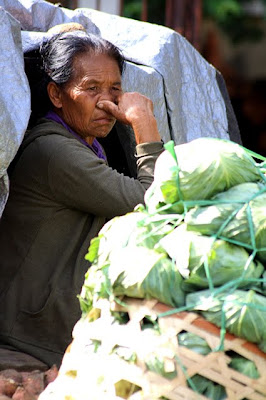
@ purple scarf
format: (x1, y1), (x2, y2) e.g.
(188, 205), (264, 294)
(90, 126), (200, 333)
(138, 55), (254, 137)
(45, 110), (107, 161)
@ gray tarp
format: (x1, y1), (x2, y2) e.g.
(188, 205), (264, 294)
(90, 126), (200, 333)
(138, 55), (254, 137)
(0, 7), (30, 217)
(0, 0), (240, 216)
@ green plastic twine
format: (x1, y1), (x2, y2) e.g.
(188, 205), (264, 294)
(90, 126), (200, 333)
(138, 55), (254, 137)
(174, 355), (201, 398)
(164, 140), (187, 212)
(213, 301), (226, 352)
(164, 140), (178, 163)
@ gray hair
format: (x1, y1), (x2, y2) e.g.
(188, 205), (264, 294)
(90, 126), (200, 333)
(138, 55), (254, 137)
(40, 31), (125, 86)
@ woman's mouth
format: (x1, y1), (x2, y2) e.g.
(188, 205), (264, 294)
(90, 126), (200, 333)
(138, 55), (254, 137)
(94, 116), (115, 125)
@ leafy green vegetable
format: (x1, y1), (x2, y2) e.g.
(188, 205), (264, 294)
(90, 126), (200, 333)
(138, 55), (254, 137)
(176, 333), (227, 399)
(85, 210), (173, 266)
(159, 225), (264, 291)
(186, 289), (266, 350)
(113, 346), (137, 363)
(178, 333), (260, 382)
(229, 356), (260, 379)
(110, 246), (185, 307)
(180, 374), (226, 400)
(80, 211), (185, 313)
(78, 138), (266, 400)
(178, 332), (211, 355)
(145, 138), (262, 214)
(145, 352), (177, 380)
(81, 245), (185, 313)
(185, 182), (266, 263)
(203, 382), (227, 400)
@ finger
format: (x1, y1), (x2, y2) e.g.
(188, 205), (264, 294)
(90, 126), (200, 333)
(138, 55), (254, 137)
(97, 100), (127, 123)
(96, 100), (118, 116)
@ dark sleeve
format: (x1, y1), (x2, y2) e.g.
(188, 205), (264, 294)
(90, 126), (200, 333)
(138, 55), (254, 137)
(48, 139), (164, 219)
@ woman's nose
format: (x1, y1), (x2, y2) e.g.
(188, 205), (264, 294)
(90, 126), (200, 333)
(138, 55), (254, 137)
(98, 88), (117, 103)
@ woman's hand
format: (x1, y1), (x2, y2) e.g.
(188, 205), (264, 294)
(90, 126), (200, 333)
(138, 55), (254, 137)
(96, 92), (161, 144)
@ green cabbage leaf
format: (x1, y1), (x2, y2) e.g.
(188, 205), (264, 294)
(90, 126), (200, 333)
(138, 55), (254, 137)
(144, 138), (262, 214)
(81, 245), (185, 313)
(80, 211), (185, 314)
(159, 225), (264, 291)
(186, 289), (266, 350)
(85, 209), (173, 266)
(189, 375), (227, 400)
(178, 332), (211, 355)
(185, 182), (266, 263)
(229, 356), (260, 379)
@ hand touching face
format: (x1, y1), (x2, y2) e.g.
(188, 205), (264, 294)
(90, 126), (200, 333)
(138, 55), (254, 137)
(96, 92), (161, 144)
(48, 51), (161, 146)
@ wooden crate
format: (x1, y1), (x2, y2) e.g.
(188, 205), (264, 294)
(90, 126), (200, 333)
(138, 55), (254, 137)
(39, 297), (266, 400)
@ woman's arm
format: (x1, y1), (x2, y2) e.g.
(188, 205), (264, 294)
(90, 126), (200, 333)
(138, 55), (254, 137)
(47, 136), (163, 219)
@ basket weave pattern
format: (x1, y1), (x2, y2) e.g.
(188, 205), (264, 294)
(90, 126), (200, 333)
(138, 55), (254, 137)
(109, 298), (266, 400)
(39, 297), (266, 400)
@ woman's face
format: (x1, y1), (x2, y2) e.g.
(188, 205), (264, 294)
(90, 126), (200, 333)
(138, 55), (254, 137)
(53, 52), (122, 145)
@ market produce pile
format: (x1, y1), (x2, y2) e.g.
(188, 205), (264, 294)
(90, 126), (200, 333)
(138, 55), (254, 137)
(81, 137), (266, 346)
(41, 138), (266, 400)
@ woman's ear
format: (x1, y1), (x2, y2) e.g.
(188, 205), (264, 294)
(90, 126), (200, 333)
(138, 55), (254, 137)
(47, 82), (62, 108)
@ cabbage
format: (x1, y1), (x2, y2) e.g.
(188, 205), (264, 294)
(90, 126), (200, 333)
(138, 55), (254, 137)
(80, 211), (185, 313)
(81, 245), (185, 312)
(144, 138), (262, 214)
(176, 334), (227, 400)
(85, 209), (173, 267)
(178, 333), (260, 380)
(229, 356), (260, 379)
(186, 289), (266, 350)
(145, 349), (177, 380)
(178, 332), (211, 355)
(188, 375), (227, 400)
(185, 182), (266, 263)
(159, 225), (264, 291)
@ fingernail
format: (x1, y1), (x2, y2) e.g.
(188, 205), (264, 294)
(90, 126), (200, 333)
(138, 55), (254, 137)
(97, 102), (103, 109)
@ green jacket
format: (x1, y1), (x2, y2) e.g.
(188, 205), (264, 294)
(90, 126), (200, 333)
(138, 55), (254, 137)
(0, 118), (163, 367)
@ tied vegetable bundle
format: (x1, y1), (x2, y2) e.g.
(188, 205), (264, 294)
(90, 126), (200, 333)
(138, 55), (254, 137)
(144, 137), (264, 214)
(79, 137), (266, 398)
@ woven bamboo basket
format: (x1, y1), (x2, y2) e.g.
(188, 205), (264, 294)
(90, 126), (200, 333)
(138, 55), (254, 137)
(39, 297), (266, 400)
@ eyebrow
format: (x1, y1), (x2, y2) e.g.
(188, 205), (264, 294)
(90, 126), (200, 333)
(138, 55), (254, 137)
(82, 78), (122, 86)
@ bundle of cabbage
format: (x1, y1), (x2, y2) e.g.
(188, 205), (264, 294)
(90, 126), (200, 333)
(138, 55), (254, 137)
(159, 223), (264, 291)
(184, 182), (266, 263)
(186, 289), (266, 352)
(80, 138), (266, 348)
(76, 138), (266, 399)
(80, 210), (186, 314)
(144, 137), (264, 214)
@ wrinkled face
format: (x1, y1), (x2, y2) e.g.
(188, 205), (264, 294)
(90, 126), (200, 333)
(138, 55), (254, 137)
(53, 52), (122, 144)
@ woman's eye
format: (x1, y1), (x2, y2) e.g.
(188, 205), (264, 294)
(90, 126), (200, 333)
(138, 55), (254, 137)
(88, 86), (97, 92)
(112, 87), (121, 92)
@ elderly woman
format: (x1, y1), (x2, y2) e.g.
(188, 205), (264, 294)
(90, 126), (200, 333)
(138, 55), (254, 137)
(0, 31), (164, 367)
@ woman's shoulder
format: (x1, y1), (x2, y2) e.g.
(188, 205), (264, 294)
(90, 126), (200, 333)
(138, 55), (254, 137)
(13, 118), (89, 170)
(23, 118), (86, 152)
(26, 118), (72, 140)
